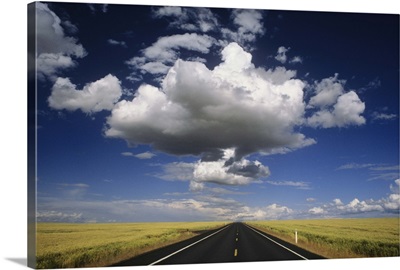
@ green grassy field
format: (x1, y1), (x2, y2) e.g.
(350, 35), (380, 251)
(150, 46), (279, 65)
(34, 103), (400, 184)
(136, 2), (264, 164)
(246, 218), (399, 258)
(36, 221), (227, 268)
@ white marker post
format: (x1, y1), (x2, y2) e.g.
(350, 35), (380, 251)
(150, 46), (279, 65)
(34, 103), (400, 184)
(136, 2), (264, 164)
(295, 229), (298, 244)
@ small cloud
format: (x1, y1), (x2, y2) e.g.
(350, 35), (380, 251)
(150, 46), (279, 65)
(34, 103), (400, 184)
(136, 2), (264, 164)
(289, 56), (303, 64)
(36, 3), (87, 81)
(58, 183), (89, 188)
(226, 9), (265, 46)
(125, 33), (216, 78)
(121, 152), (134, 157)
(333, 198), (343, 205)
(306, 197), (316, 202)
(369, 173), (399, 181)
(390, 179), (400, 193)
(309, 207), (325, 215)
(370, 165), (400, 171)
(122, 88), (135, 97)
(121, 151), (156, 159)
(107, 39), (127, 48)
(368, 165), (399, 181)
(371, 112), (398, 121)
(153, 6), (184, 18)
(306, 74), (366, 128)
(189, 181), (205, 192)
(37, 211), (83, 222)
(359, 78), (381, 93)
(57, 183), (89, 199)
(305, 180), (400, 217)
(266, 180), (311, 190)
(103, 179), (113, 183)
(337, 163), (399, 181)
(337, 163), (374, 170)
(153, 6), (219, 33)
(87, 4), (96, 13)
(88, 4), (108, 14)
(61, 20), (79, 34)
(134, 151), (156, 159)
(163, 192), (191, 196)
(275, 46), (289, 63)
(207, 187), (251, 195)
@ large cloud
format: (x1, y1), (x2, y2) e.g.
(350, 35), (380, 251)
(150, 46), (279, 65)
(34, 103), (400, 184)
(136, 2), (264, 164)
(106, 42), (315, 161)
(36, 2), (87, 80)
(106, 42), (368, 187)
(48, 74), (122, 113)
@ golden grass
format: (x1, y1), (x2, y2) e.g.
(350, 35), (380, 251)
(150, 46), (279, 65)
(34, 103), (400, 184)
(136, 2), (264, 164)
(247, 217), (400, 259)
(36, 221), (228, 269)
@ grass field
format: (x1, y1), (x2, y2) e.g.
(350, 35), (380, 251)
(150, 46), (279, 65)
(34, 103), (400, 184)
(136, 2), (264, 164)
(36, 218), (399, 268)
(36, 221), (227, 268)
(247, 217), (399, 258)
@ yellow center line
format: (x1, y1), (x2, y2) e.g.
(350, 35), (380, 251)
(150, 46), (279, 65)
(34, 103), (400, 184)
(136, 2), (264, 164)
(234, 248), (238, 257)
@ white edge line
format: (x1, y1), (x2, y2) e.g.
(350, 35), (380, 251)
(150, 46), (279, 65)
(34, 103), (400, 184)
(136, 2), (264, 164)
(149, 224), (231, 265)
(243, 223), (308, 260)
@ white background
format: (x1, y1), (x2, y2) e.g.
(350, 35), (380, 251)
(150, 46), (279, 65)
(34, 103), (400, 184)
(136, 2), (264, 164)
(1, 0), (399, 269)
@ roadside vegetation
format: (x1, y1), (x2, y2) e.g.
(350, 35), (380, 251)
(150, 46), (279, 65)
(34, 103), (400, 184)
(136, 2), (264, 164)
(247, 217), (399, 258)
(36, 221), (227, 268)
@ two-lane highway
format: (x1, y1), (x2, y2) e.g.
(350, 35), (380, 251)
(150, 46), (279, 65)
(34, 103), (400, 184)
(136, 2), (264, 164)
(113, 222), (324, 266)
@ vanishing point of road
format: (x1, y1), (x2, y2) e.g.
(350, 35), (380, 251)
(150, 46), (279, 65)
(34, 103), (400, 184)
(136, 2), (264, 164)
(113, 222), (324, 266)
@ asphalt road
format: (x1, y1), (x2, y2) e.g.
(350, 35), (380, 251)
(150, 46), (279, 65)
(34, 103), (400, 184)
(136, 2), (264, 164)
(112, 222), (324, 266)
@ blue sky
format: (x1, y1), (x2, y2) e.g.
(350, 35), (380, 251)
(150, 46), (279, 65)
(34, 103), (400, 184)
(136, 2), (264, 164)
(34, 1), (399, 223)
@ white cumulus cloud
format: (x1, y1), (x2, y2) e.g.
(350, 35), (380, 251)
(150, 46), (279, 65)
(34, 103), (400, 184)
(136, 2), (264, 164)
(221, 9), (265, 50)
(306, 74), (366, 128)
(307, 90), (366, 128)
(48, 74), (122, 114)
(157, 149), (270, 187)
(35, 2), (87, 80)
(193, 149), (270, 185)
(106, 41), (368, 187)
(309, 207), (325, 215)
(107, 42), (316, 162)
(308, 74), (345, 108)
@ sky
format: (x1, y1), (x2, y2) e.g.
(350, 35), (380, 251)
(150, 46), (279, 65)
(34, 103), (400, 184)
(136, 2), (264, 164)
(33, 1), (399, 223)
